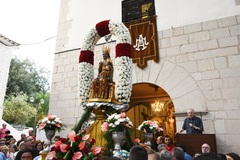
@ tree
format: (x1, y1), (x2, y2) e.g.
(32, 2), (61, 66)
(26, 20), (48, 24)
(26, 91), (50, 127)
(5, 57), (50, 98)
(3, 92), (35, 126)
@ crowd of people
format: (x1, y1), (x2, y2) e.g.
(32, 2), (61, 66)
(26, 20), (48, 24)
(0, 123), (61, 160)
(98, 108), (239, 160)
(133, 135), (240, 160)
(0, 108), (239, 160)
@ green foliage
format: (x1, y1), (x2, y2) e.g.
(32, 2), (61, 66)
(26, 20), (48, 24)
(3, 93), (35, 126)
(5, 56), (50, 98)
(73, 108), (93, 133)
(26, 92), (50, 127)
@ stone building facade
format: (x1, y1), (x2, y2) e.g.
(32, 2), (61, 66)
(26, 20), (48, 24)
(50, 0), (240, 153)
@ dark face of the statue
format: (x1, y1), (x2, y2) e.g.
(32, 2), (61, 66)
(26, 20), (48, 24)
(102, 52), (110, 60)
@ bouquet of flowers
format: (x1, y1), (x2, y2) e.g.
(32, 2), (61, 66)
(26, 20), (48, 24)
(37, 114), (63, 132)
(101, 112), (133, 132)
(113, 150), (129, 159)
(47, 130), (101, 160)
(138, 120), (163, 134)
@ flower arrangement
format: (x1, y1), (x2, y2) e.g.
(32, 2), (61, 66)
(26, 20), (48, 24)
(138, 120), (163, 134)
(101, 112), (133, 132)
(37, 114), (63, 132)
(47, 130), (101, 160)
(79, 20), (132, 106)
(113, 150), (129, 159)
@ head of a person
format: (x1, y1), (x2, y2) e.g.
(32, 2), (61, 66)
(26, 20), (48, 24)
(159, 150), (173, 160)
(201, 143), (211, 153)
(35, 140), (43, 151)
(148, 149), (161, 160)
(225, 152), (240, 160)
(157, 143), (166, 152)
(5, 130), (10, 135)
(24, 136), (35, 149)
(28, 130), (34, 136)
(187, 109), (195, 119)
(9, 144), (18, 153)
(129, 145), (148, 160)
(156, 136), (164, 145)
(20, 149), (34, 160)
(193, 153), (221, 160)
(173, 147), (185, 160)
(164, 135), (172, 146)
(21, 133), (26, 140)
(0, 138), (6, 146)
(0, 145), (9, 156)
(9, 138), (16, 145)
(18, 141), (26, 151)
(2, 123), (7, 129)
(176, 143), (186, 152)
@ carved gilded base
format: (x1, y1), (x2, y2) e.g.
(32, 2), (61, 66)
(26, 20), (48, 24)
(89, 83), (120, 104)
(86, 108), (107, 147)
(39, 151), (48, 160)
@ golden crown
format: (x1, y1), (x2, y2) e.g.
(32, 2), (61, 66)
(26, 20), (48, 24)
(102, 45), (111, 53)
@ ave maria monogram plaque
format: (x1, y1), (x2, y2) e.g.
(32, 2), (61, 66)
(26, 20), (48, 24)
(124, 16), (159, 69)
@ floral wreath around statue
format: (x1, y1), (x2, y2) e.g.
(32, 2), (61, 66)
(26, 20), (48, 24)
(78, 19), (132, 106)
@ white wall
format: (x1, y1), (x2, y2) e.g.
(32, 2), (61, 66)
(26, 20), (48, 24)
(0, 43), (15, 119)
(62, 0), (240, 51)
(155, 0), (240, 30)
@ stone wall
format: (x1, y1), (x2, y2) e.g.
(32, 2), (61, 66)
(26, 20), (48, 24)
(50, 14), (240, 153)
(138, 15), (240, 153)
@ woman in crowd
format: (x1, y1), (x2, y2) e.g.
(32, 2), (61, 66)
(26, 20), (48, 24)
(8, 138), (16, 146)
(8, 144), (18, 160)
(0, 145), (12, 160)
(35, 140), (43, 152)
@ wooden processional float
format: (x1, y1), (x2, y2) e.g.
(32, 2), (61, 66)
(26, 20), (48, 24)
(78, 20), (132, 146)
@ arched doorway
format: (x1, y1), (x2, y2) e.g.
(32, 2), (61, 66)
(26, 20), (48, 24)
(126, 83), (176, 143)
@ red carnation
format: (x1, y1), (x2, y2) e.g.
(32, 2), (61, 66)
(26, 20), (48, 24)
(74, 136), (80, 142)
(65, 145), (72, 151)
(81, 130), (86, 134)
(79, 50), (94, 65)
(90, 138), (96, 145)
(95, 20), (110, 37)
(60, 138), (67, 143)
(52, 158), (58, 160)
(55, 146), (60, 151)
(83, 146), (89, 154)
(116, 43), (132, 58)
(50, 146), (56, 151)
